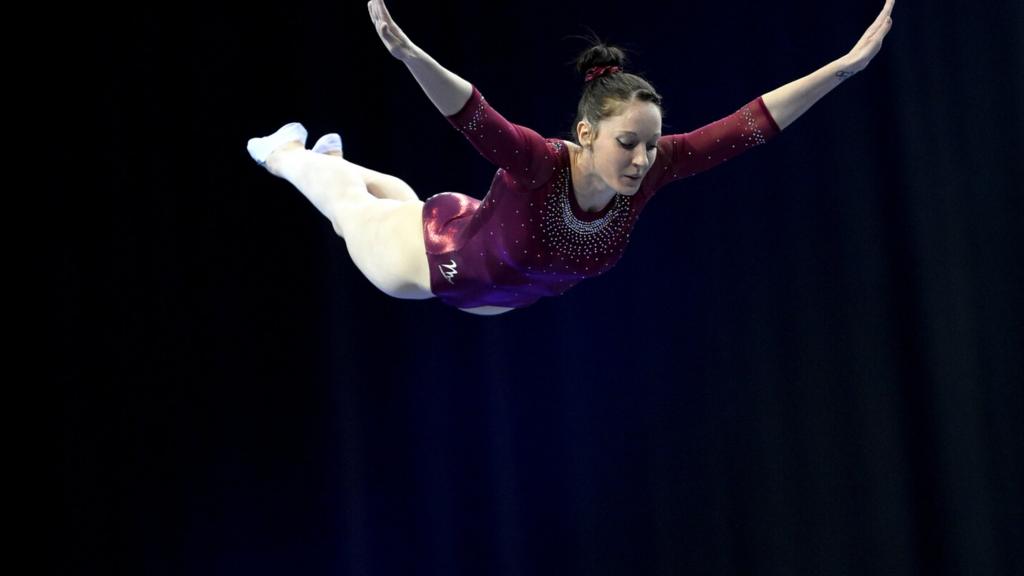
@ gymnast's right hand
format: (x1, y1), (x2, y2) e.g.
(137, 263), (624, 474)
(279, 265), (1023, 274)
(368, 0), (419, 62)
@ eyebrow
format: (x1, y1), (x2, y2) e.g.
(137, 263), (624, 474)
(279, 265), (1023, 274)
(618, 131), (662, 138)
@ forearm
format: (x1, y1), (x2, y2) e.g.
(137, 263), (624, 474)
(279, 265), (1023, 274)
(761, 58), (857, 131)
(401, 47), (474, 117)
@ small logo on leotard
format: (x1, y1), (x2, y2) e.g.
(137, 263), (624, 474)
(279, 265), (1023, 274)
(439, 259), (458, 284)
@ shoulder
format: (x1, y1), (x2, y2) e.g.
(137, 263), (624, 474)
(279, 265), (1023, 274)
(550, 139), (577, 162)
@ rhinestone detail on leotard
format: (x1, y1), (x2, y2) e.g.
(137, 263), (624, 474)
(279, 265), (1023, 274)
(741, 104), (767, 145)
(539, 166), (632, 258)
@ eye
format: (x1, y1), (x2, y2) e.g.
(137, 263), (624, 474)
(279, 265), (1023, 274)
(619, 141), (658, 151)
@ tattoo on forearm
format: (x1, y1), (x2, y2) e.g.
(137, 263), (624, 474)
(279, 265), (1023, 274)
(835, 70), (856, 79)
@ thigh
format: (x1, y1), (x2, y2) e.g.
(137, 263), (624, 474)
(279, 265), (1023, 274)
(394, 200), (434, 298)
(340, 198), (435, 300)
(351, 164), (418, 201)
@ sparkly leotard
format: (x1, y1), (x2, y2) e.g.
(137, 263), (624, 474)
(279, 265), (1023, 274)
(421, 85), (781, 310)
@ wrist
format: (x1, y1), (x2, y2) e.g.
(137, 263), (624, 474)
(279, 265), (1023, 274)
(832, 55), (864, 77)
(399, 44), (424, 63)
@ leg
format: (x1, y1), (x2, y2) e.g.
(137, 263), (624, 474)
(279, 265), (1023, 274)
(265, 145), (433, 300)
(318, 149), (420, 202)
(353, 165), (420, 202)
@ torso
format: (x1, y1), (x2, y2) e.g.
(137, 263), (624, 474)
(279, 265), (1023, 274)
(452, 142), (593, 316)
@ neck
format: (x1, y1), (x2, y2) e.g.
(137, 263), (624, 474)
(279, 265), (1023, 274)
(570, 144), (617, 213)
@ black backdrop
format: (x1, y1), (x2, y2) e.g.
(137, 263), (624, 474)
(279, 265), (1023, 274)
(55, 1), (1022, 574)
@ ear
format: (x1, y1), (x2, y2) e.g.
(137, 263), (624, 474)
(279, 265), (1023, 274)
(576, 120), (592, 148)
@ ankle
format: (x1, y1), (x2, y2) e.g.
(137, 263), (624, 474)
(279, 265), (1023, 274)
(265, 141), (304, 173)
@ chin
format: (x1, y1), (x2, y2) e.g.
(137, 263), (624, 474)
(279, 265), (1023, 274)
(616, 174), (644, 194)
(618, 181), (642, 194)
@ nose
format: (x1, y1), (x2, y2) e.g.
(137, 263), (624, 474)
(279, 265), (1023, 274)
(632, 149), (650, 171)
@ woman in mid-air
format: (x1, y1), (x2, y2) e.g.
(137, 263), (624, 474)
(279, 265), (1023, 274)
(247, 0), (895, 316)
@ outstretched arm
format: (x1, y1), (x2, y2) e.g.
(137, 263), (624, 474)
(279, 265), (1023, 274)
(368, 0), (472, 116)
(369, 0), (556, 187)
(761, 0), (895, 131)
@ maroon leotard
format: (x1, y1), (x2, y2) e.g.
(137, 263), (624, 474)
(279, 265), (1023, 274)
(422, 85), (780, 309)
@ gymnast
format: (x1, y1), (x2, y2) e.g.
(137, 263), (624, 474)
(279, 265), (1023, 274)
(247, 0), (894, 316)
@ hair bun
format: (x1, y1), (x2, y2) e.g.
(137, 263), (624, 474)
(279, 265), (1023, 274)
(572, 35), (628, 80)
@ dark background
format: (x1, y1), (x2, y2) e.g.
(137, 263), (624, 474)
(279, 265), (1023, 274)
(54, 0), (1022, 574)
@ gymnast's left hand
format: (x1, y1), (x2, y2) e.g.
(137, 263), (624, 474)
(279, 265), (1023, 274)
(840, 0), (895, 74)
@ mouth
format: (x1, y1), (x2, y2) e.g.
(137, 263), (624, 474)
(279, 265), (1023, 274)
(623, 174), (641, 183)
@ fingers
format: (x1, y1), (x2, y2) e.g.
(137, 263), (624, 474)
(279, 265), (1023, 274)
(865, 1), (894, 40)
(870, 6), (888, 31)
(367, 0), (394, 26)
(881, 0), (895, 24)
(882, 0), (895, 16)
(368, 1), (388, 36)
(379, 0), (395, 23)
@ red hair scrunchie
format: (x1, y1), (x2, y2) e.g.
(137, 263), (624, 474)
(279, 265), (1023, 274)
(584, 65), (623, 82)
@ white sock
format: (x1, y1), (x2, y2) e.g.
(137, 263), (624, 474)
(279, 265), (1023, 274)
(312, 133), (344, 155)
(246, 122), (308, 165)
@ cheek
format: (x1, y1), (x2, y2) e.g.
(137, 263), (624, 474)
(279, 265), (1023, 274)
(602, 147), (625, 167)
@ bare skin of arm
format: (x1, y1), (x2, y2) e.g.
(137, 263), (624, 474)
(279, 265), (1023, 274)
(368, 0), (473, 116)
(761, 0), (895, 130)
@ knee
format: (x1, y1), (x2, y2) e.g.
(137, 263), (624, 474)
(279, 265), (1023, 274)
(367, 173), (419, 202)
(327, 193), (381, 239)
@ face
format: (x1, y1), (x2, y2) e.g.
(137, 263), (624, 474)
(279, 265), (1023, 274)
(580, 100), (662, 194)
